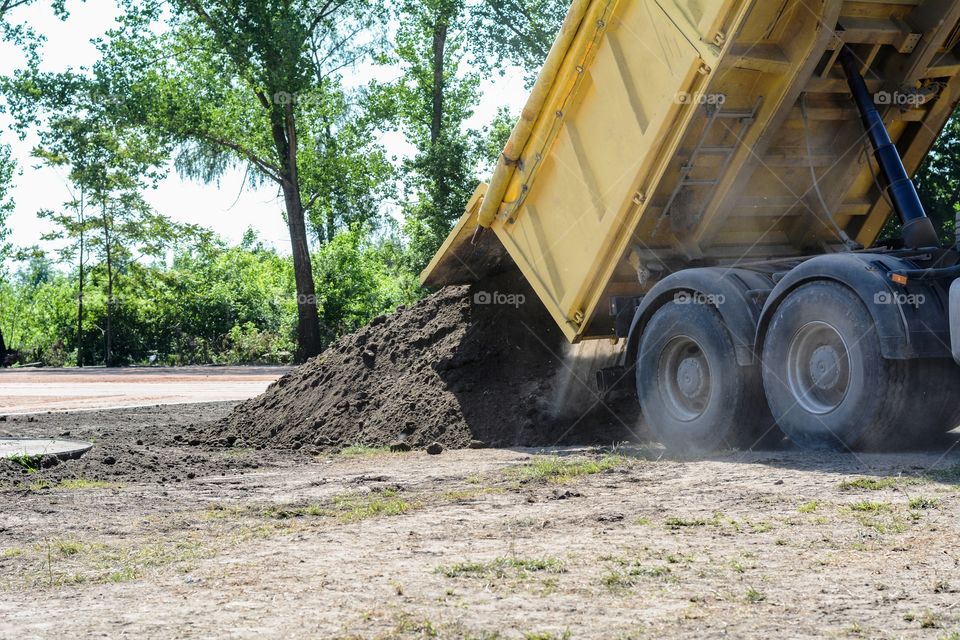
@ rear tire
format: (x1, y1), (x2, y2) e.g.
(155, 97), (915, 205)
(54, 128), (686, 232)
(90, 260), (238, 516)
(761, 281), (956, 451)
(636, 300), (777, 452)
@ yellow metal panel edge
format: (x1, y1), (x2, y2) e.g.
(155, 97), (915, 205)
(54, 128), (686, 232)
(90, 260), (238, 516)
(478, 0), (595, 227)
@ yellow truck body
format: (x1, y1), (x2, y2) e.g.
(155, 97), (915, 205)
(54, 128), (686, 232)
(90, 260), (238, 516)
(422, 0), (960, 342)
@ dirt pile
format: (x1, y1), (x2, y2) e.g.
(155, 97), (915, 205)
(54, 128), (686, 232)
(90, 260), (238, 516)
(211, 272), (640, 450)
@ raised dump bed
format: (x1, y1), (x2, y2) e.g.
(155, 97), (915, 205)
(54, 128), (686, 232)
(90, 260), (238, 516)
(423, 0), (960, 343)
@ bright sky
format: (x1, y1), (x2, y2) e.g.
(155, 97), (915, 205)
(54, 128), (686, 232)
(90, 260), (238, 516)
(0, 0), (528, 257)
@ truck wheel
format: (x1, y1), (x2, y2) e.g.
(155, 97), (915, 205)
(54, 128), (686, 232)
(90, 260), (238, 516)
(761, 281), (911, 450)
(636, 300), (775, 452)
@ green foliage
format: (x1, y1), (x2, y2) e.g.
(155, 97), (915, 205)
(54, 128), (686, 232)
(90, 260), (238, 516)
(469, 0), (568, 88)
(881, 108), (960, 245)
(313, 225), (419, 341)
(386, 0), (482, 272)
(0, 143), (13, 261)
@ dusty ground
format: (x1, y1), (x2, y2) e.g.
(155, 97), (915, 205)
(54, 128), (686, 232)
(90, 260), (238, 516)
(2, 403), (960, 639)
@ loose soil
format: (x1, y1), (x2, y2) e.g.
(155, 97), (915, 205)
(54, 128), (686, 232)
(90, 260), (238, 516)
(1, 401), (959, 639)
(211, 272), (639, 451)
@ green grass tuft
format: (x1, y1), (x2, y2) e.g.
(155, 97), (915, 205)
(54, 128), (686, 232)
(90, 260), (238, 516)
(508, 455), (627, 484)
(838, 477), (921, 491)
(438, 556), (566, 580)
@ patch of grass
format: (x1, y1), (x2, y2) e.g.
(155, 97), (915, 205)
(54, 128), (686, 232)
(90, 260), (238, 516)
(839, 477), (920, 491)
(438, 556), (566, 580)
(442, 487), (504, 503)
(920, 610), (940, 629)
(258, 488), (413, 523)
(508, 455), (626, 484)
(16, 538), (210, 589)
(338, 445), (392, 457)
(745, 586), (766, 603)
(7, 454), (43, 473)
(798, 500), (821, 513)
(1, 547), (23, 559)
(58, 479), (117, 490)
(665, 516), (708, 528)
(333, 489), (412, 522)
(853, 514), (907, 535)
(909, 496), (940, 510)
(23, 478), (118, 492)
(849, 501), (889, 512)
(601, 556), (676, 592)
(522, 632), (571, 640)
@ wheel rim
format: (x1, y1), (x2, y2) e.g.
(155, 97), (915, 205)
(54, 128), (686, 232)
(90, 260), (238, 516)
(658, 336), (712, 422)
(786, 321), (851, 415)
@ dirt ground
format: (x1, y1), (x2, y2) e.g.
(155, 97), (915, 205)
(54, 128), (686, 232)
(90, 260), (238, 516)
(2, 403), (960, 639)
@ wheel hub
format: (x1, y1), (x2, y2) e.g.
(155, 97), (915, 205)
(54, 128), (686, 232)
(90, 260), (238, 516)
(677, 358), (705, 398)
(787, 321), (851, 415)
(658, 337), (712, 423)
(809, 345), (842, 390)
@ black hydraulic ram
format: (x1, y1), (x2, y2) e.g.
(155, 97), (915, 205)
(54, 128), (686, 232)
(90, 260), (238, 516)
(839, 45), (941, 249)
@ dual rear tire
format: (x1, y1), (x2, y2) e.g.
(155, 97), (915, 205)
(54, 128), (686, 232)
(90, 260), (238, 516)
(637, 282), (960, 452)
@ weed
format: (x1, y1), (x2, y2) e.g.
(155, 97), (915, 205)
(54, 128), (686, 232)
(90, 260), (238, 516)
(258, 489), (412, 523)
(508, 455), (626, 484)
(849, 501), (889, 512)
(745, 586), (766, 603)
(7, 454), (43, 473)
(59, 479), (117, 490)
(339, 445), (392, 457)
(665, 517), (707, 528)
(523, 632), (571, 640)
(909, 496), (940, 510)
(798, 500), (821, 513)
(438, 556), (566, 580)
(839, 477), (920, 491)
(920, 610), (940, 629)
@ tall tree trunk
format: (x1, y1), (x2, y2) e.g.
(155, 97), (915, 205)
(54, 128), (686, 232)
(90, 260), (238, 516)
(283, 182), (323, 362)
(77, 190), (85, 368)
(103, 206), (113, 367)
(272, 105), (322, 362)
(0, 327), (6, 368)
(430, 16), (448, 146)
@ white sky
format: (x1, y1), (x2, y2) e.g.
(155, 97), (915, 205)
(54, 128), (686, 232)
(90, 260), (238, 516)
(0, 0), (528, 257)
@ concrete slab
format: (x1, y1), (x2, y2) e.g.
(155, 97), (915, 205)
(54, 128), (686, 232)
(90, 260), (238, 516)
(0, 438), (93, 460)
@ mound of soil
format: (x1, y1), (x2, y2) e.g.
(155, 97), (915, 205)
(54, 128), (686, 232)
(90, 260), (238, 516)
(211, 271), (640, 451)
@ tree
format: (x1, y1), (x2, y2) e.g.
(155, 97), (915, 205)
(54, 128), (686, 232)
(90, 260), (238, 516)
(27, 83), (170, 366)
(915, 109), (960, 245)
(89, 0), (388, 362)
(389, 0), (482, 270)
(0, 144), (14, 365)
(469, 0), (568, 87)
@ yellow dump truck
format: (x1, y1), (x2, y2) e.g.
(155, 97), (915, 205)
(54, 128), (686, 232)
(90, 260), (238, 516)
(423, 0), (960, 451)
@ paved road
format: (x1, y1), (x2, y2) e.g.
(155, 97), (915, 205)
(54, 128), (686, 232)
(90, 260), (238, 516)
(0, 367), (289, 415)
